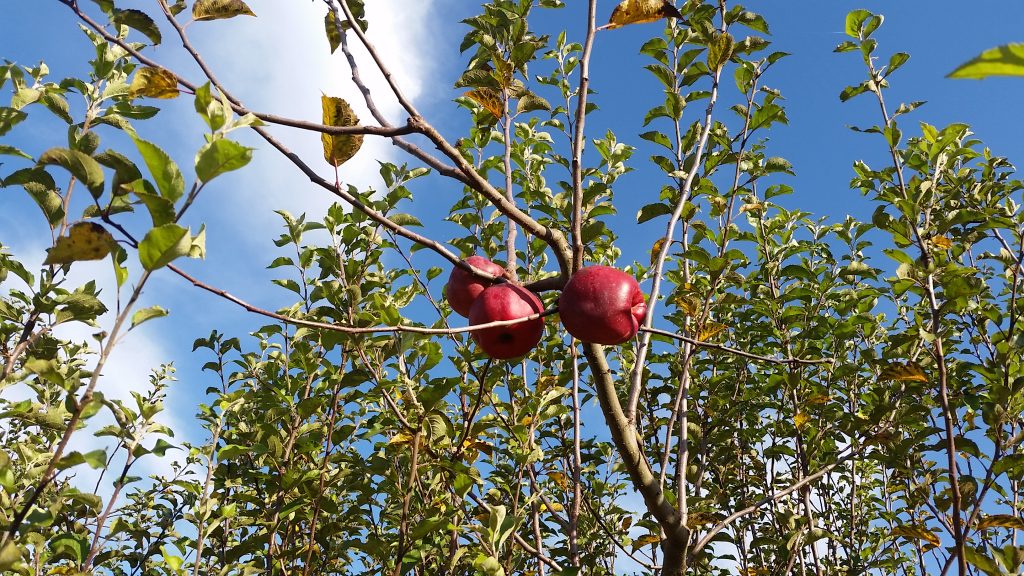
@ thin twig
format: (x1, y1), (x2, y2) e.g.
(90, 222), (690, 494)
(639, 327), (833, 366)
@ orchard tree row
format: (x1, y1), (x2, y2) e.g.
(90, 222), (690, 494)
(2, 1), (1024, 575)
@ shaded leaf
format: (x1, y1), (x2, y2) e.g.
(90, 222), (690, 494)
(38, 147), (105, 198)
(321, 95), (363, 167)
(44, 222), (116, 265)
(113, 9), (162, 45)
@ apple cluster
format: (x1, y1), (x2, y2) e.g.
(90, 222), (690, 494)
(446, 256), (648, 359)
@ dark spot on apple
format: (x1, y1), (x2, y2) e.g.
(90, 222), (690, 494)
(498, 332), (514, 343)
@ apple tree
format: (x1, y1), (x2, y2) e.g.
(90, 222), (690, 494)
(2, 1), (1024, 576)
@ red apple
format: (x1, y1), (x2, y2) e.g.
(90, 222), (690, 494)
(559, 265), (647, 345)
(468, 283), (545, 359)
(446, 256), (507, 318)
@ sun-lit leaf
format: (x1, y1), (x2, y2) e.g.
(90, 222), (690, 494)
(44, 222), (117, 265)
(604, 0), (682, 30)
(129, 67), (179, 99)
(321, 95), (363, 167)
(930, 235), (953, 249)
(138, 223), (192, 271)
(466, 88), (504, 119)
(879, 362), (928, 383)
(132, 137), (184, 202)
(650, 237), (667, 266)
(708, 32), (735, 70)
(195, 138), (253, 182)
(949, 43), (1024, 79)
(131, 306), (169, 329)
(192, 0), (256, 21)
(794, 411), (810, 429)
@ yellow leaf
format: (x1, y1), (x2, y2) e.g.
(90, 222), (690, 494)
(519, 415), (534, 426)
(321, 95), (363, 167)
(129, 67), (179, 99)
(697, 322), (727, 342)
(604, 0), (682, 30)
(539, 501), (564, 512)
(44, 222), (116, 265)
(536, 375), (557, 392)
(650, 237), (667, 266)
(548, 471), (568, 490)
(806, 393), (831, 405)
(466, 88), (504, 119)
(794, 411), (810, 429)
(671, 294), (700, 316)
(388, 431), (413, 446)
(632, 533), (660, 552)
(739, 202), (765, 215)
(890, 524), (940, 548)
(685, 511), (714, 529)
(879, 362), (928, 383)
(931, 235), (953, 249)
(192, 0), (256, 21)
(977, 514), (1024, 530)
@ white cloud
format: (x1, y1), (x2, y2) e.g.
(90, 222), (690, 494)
(174, 0), (443, 238)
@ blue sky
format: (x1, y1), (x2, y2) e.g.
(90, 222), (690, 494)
(1, 1), (1023, 567)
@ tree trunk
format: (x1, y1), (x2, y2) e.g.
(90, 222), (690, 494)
(661, 540), (686, 576)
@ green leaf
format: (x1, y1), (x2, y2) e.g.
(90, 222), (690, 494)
(37, 147), (105, 198)
(516, 92), (551, 114)
(637, 202), (671, 223)
(0, 541), (24, 572)
(138, 223), (191, 271)
(195, 138), (253, 182)
(389, 213), (422, 227)
(0, 144), (32, 159)
(131, 305), (169, 328)
(58, 449), (108, 470)
(844, 9), (876, 39)
(325, 10), (342, 53)
(132, 137), (185, 202)
(113, 9), (162, 45)
(965, 547), (1003, 576)
(192, 0), (256, 21)
(708, 32), (735, 71)
(949, 43), (1024, 79)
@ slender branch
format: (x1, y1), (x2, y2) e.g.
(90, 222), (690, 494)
(640, 327), (833, 366)
(627, 63), (724, 424)
(570, 0), (598, 272)
(168, 261), (554, 335)
(691, 449), (858, 555)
